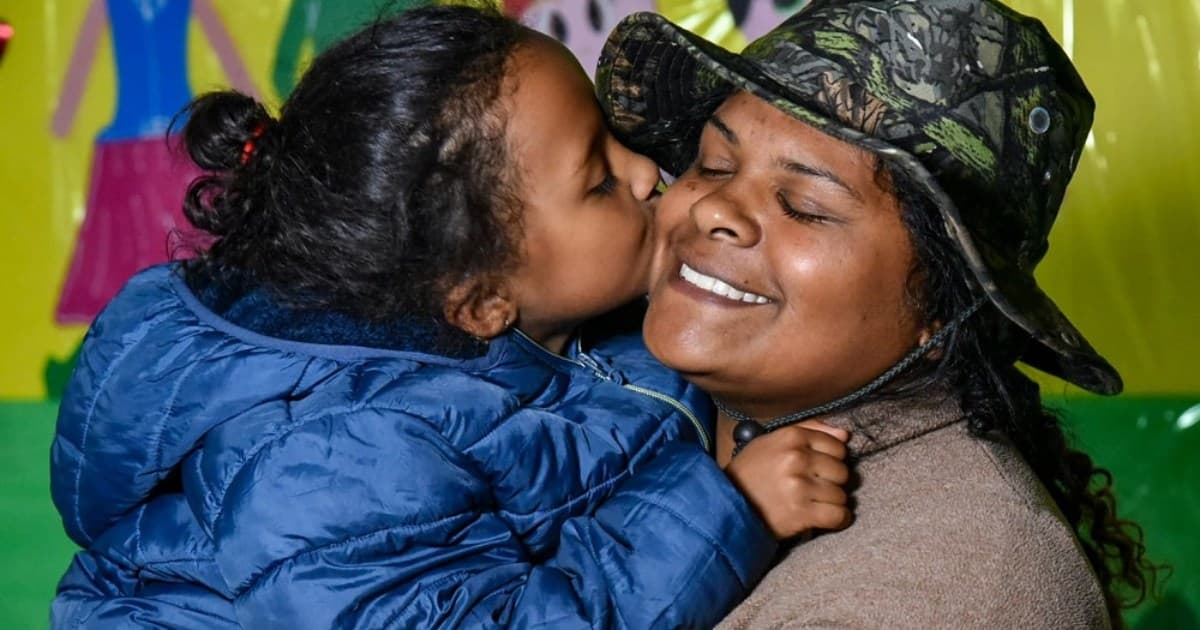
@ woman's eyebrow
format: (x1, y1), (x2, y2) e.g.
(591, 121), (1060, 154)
(707, 116), (739, 145)
(708, 113), (860, 200)
(776, 158), (862, 201)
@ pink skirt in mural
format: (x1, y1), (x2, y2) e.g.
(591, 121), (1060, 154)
(55, 135), (204, 324)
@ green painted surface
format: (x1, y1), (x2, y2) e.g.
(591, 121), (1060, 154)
(1048, 395), (1200, 628)
(0, 402), (76, 628)
(2, 397), (1196, 627)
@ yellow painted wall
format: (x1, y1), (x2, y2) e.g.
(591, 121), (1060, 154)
(1007, 0), (1200, 397)
(2, 0), (1197, 398)
(1, 1), (293, 399)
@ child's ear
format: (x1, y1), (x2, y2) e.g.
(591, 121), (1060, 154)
(443, 276), (516, 340)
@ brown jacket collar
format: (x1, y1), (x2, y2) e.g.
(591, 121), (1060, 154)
(825, 387), (966, 458)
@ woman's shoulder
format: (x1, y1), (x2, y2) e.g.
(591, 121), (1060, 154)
(879, 422), (1088, 550)
(718, 422), (1110, 629)
(861, 422), (1104, 586)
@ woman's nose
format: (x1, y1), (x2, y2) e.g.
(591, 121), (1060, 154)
(690, 190), (761, 246)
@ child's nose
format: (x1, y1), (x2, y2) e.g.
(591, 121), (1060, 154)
(622, 147), (661, 202)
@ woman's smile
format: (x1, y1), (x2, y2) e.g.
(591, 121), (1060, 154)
(674, 262), (772, 305)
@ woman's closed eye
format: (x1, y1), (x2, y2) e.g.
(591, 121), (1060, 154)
(778, 192), (834, 224)
(695, 159), (734, 178)
(698, 166), (732, 178)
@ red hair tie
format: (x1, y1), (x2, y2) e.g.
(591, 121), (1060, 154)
(240, 122), (267, 165)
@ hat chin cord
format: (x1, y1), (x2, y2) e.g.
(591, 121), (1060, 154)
(718, 297), (988, 455)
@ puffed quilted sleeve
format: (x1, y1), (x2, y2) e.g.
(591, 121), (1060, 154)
(213, 408), (777, 629)
(52, 495), (238, 629)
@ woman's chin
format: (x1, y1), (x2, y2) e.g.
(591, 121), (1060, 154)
(643, 314), (725, 382)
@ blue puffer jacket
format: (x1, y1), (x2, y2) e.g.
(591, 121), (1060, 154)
(50, 265), (777, 629)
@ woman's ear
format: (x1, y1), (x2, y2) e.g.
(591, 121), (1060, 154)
(918, 321), (943, 359)
(443, 276), (517, 340)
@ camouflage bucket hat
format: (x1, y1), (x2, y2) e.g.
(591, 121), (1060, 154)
(597, 0), (1122, 395)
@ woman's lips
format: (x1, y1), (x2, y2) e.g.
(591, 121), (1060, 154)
(676, 263), (770, 304)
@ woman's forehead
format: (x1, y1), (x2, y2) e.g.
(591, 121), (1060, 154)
(709, 92), (886, 197)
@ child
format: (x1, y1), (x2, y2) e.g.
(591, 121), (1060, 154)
(49, 6), (850, 628)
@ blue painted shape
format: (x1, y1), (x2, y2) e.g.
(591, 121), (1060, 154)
(101, 0), (193, 141)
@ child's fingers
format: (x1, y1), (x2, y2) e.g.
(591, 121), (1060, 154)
(799, 430), (849, 460)
(765, 425), (848, 460)
(803, 478), (848, 506)
(803, 452), (851, 485)
(795, 419), (849, 443)
(803, 502), (853, 532)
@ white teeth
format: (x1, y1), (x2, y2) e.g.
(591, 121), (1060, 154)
(703, 276), (742, 301)
(680, 264), (769, 304)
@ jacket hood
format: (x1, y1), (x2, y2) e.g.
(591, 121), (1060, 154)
(51, 264), (493, 546)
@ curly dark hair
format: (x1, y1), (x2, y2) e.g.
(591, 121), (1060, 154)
(880, 159), (1164, 628)
(174, 5), (528, 322)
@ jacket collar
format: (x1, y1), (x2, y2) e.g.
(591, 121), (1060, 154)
(824, 387), (966, 458)
(188, 266), (488, 359)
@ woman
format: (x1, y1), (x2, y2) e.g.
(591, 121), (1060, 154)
(598, 0), (1157, 627)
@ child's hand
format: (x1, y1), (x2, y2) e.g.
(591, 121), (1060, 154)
(724, 421), (851, 540)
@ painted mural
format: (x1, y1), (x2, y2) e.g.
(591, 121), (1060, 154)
(50, 0), (257, 324)
(0, 0), (1196, 626)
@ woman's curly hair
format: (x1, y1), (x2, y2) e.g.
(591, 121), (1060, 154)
(881, 160), (1165, 628)
(174, 5), (528, 322)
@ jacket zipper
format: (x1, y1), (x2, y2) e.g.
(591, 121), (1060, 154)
(618, 383), (712, 454)
(511, 330), (713, 453)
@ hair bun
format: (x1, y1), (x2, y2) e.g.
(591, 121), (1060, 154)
(178, 91), (274, 172)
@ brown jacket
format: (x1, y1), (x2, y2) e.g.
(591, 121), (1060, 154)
(718, 392), (1110, 629)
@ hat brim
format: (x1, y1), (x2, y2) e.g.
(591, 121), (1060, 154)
(597, 12), (1122, 395)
